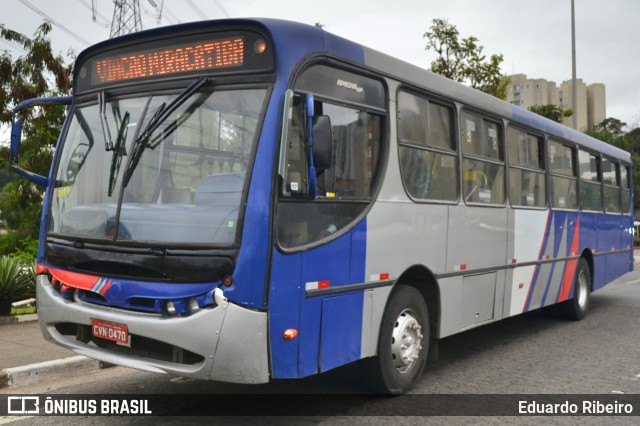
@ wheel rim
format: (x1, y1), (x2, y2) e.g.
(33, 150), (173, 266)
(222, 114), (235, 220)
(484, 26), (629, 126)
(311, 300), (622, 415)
(577, 269), (588, 308)
(390, 308), (423, 374)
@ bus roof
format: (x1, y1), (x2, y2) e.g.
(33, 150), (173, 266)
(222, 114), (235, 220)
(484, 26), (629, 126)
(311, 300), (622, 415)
(75, 18), (630, 163)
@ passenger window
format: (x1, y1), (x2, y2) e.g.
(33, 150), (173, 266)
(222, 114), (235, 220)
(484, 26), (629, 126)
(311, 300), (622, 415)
(428, 103), (455, 150)
(461, 111), (504, 205)
(621, 165), (631, 214)
(548, 140), (577, 210)
(397, 91), (429, 147)
(602, 158), (621, 213)
(578, 150), (602, 212)
(397, 91), (457, 202)
(507, 126), (546, 208)
(316, 104), (381, 199)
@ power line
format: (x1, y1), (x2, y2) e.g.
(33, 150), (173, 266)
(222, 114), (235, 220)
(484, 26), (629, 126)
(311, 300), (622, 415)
(77, 0), (110, 26)
(162, 5), (182, 24)
(0, 38), (27, 54)
(186, 0), (207, 20)
(213, 0), (230, 18)
(140, 0), (163, 25)
(18, 0), (91, 46)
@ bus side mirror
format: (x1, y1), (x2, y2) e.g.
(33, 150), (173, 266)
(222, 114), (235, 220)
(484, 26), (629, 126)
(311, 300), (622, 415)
(311, 115), (332, 170)
(7, 96), (72, 187)
(10, 117), (24, 164)
(305, 93), (333, 198)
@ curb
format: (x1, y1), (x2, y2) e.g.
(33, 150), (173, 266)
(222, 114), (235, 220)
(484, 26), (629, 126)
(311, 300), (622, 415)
(0, 356), (105, 389)
(0, 314), (38, 326)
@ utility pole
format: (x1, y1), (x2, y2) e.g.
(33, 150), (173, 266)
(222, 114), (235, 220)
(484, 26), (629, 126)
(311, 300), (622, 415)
(571, 0), (577, 129)
(109, 0), (143, 38)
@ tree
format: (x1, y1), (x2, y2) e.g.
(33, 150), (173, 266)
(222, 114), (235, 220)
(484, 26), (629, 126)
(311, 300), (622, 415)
(528, 104), (573, 123)
(585, 117), (640, 212)
(585, 117), (627, 149)
(423, 19), (510, 100)
(596, 117), (626, 137)
(0, 21), (72, 256)
(624, 127), (640, 153)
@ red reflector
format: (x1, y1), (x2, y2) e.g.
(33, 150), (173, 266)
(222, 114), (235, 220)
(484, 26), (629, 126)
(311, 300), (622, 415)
(318, 280), (330, 289)
(283, 329), (298, 340)
(36, 263), (48, 275)
(222, 275), (234, 287)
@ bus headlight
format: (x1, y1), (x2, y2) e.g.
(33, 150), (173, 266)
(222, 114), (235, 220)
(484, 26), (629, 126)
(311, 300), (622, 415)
(165, 300), (177, 316)
(188, 298), (201, 314)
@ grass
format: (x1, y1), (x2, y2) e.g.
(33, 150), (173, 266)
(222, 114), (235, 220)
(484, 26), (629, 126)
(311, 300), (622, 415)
(10, 305), (36, 315)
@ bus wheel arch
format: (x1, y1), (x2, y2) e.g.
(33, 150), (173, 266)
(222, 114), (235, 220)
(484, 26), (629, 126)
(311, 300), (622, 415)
(364, 265), (441, 394)
(559, 256), (591, 320)
(580, 249), (595, 292)
(394, 265), (441, 341)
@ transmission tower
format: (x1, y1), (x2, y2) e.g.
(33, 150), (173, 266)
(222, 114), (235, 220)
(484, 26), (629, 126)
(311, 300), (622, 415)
(109, 0), (143, 38)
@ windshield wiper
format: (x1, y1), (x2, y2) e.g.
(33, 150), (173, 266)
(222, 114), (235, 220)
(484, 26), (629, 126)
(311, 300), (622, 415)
(107, 111), (130, 197)
(122, 77), (208, 188)
(99, 91), (115, 151)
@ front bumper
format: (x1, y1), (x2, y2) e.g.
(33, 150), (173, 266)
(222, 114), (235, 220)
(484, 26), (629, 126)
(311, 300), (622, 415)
(36, 276), (269, 384)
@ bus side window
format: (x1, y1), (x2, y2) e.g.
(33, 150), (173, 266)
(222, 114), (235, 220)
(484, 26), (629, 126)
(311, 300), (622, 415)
(578, 150), (602, 212)
(317, 104), (381, 199)
(397, 90), (457, 202)
(621, 164), (632, 214)
(507, 126), (546, 208)
(548, 139), (578, 210)
(277, 99), (383, 247)
(602, 158), (621, 213)
(460, 111), (505, 205)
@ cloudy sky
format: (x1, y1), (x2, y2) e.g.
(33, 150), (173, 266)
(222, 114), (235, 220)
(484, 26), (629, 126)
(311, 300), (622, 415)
(2, 0), (640, 128)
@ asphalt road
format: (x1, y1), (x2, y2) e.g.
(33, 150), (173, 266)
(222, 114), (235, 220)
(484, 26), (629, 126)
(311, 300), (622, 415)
(2, 266), (640, 425)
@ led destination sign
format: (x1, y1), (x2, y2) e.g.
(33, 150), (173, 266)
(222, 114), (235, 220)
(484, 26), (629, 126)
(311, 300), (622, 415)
(91, 36), (245, 85)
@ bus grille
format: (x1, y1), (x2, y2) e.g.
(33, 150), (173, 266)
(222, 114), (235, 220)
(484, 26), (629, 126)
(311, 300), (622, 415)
(54, 322), (204, 366)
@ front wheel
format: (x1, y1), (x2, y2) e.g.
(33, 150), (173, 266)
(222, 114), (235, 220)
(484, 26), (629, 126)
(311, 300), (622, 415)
(364, 285), (429, 394)
(559, 257), (591, 320)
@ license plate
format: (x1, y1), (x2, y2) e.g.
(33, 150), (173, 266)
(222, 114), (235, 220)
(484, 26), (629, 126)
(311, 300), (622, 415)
(91, 318), (130, 346)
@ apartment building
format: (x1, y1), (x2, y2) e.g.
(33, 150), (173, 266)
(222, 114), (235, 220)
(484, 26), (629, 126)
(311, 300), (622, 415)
(506, 73), (605, 131)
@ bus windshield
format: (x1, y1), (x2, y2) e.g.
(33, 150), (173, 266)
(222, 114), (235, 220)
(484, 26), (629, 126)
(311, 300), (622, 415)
(49, 86), (267, 245)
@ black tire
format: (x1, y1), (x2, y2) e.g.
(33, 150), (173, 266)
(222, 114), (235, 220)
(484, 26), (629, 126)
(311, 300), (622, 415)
(364, 285), (429, 394)
(558, 257), (591, 320)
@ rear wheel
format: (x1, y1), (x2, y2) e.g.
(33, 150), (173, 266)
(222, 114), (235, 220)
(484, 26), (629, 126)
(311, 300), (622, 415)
(365, 285), (429, 394)
(559, 257), (591, 320)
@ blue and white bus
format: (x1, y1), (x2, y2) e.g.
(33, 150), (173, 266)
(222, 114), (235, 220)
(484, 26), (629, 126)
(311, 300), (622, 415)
(10, 18), (633, 394)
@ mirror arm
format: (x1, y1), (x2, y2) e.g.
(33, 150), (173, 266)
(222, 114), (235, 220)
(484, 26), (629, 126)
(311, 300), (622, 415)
(13, 96), (72, 112)
(10, 165), (49, 187)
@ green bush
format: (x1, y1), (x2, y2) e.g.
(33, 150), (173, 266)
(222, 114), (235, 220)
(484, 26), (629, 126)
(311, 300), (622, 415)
(0, 256), (35, 316)
(0, 233), (39, 259)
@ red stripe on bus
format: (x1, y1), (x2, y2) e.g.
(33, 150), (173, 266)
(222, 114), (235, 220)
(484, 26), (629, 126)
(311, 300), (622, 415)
(49, 268), (100, 291)
(558, 216), (581, 302)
